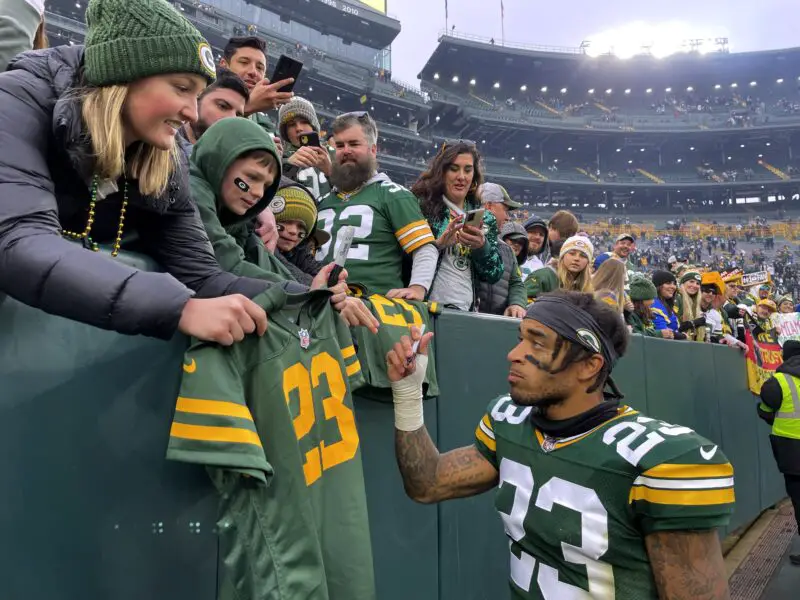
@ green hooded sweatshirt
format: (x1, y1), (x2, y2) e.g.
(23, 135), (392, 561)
(190, 118), (294, 282)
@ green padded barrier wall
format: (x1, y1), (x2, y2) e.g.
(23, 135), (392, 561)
(434, 312), (518, 600)
(0, 296), (218, 600)
(612, 334), (649, 414)
(353, 395), (440, 600)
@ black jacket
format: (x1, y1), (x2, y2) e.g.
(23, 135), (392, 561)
(0, 46), (288, 339)
(759, 355), (800, 475)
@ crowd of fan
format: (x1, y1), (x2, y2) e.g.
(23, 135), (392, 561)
(3, 0), (800, 354)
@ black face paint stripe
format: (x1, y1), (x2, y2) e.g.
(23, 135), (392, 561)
(524, 354), (555, 374)
(234, 177), (250, 192)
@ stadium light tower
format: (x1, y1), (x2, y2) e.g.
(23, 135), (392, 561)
(520, 84), (527, 91)
(493, 82), (500, 89)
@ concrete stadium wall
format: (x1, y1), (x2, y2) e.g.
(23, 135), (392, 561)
(0, 253), (786, 600)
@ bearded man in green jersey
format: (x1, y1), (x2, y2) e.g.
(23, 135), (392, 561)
(386, 291), (733, 600)
(316, 112), (438, 298)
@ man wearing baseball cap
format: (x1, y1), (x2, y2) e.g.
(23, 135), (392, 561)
(611, 233), (636, 270)
(521, 215), (549, 277)
(481, 182), (521, 230)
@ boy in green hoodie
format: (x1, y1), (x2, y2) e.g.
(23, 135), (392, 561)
(190, 117), (379, 331)
(190, 117), (292, 282)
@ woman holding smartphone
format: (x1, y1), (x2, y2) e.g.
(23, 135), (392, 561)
(411, 141), (503, 311)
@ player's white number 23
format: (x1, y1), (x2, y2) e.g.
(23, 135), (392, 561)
(498, 458), (615, 598)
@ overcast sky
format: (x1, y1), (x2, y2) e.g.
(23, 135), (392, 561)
(386, 0), (800, 86)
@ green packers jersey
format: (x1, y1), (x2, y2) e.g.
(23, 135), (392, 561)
(474, 397), (734, 600)
(352, 294), (441, 397)
(167, 287), (375, 600)
(316, 176), (435, 295)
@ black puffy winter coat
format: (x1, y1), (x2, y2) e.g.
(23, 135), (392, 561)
(0, 46), (297, 339)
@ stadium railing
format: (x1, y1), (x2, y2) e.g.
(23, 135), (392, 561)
(0, 248), (786, 600)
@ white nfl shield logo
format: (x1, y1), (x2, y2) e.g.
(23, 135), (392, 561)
(299, 328), (311, 350)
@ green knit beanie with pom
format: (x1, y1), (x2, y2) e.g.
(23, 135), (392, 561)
(84, 0), (217, 86)
(629, 275), (657, 301)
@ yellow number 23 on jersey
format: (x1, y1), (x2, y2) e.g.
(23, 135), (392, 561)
(283, 352), (360, 486)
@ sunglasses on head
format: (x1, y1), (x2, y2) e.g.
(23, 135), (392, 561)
(439, 138), (478, 154)
(340, 111), (370, 121)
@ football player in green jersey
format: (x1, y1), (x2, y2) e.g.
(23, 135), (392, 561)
(317, 111), (439, 298)
(386, 291), (733, 600)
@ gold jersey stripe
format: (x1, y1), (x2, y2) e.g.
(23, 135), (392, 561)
(396, 219), (430, 238)
(482, 414), (494, 432)
(475, 426), (497, 451)
(404, 234), (435, 254)
(643, 462), (734, 480)
(170, 422), (262, 447)
(341, 345), (356, 359)
(176, 397), (254, 421)
(629, 485), (735, 506)
(346, 360), (362, 376)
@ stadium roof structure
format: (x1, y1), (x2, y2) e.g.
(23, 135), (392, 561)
(419, 31), (800, 101)
(251, 0), (401, 49)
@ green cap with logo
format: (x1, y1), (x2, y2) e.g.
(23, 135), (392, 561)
(84, 0), (217, 87)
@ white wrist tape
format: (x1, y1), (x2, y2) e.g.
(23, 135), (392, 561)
(390, 354), (428, 431)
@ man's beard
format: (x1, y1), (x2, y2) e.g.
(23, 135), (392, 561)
(330, 155), (376, 192)
(190, 116), (210, 141)
(510, 388), (568, 414)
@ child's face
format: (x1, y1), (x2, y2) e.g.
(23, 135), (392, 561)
(276, 219), (308, 253)
(221, 155), (278, 215)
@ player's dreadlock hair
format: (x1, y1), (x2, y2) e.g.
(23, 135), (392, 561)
(544, 290), (629, 395)
(412, 141), (485, 223)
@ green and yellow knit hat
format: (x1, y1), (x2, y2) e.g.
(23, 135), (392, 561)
(84, 0), (217, 87)
(679, 270), (702, 285)
(269, 181), (318, 234)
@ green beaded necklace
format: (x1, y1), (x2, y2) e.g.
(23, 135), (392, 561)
(62, 175), (129, 257)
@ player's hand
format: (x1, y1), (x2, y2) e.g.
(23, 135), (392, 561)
(435, 217), (463, 250)
(338, 296), (380, 333)
(504, 305), (526, 319)
(178, 296), (268, 346)
(245, 78), (294, 113)
(661, 329), (675, 340)
(386, 326), (434, 382)
(386, 285), (426, 301)
(287, 146), (320, 169)
(458, 225), (485, 250)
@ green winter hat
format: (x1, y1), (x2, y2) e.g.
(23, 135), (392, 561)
(84, 0), (217, 87)
(629, 275), (657, 301)
(679, 270), (702, 285)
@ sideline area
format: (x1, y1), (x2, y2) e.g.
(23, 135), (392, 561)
(726, 501), (799, 599)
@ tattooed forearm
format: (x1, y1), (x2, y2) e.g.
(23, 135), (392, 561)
(394, 428), (498, 503)
(646, 530), (730, 600)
